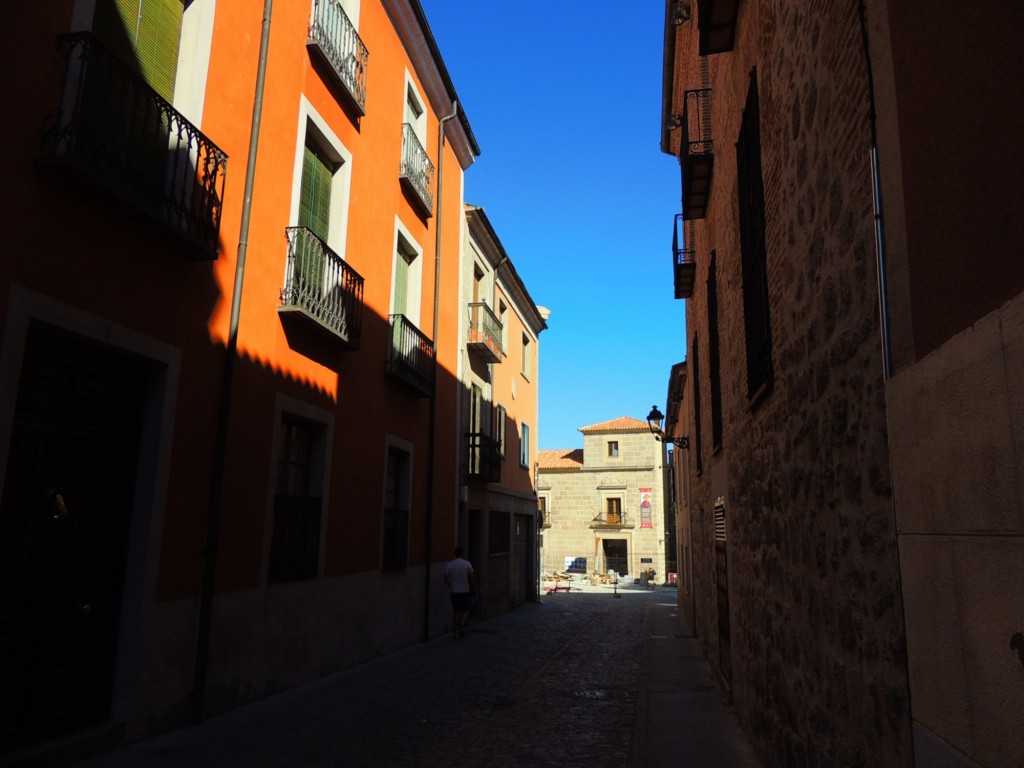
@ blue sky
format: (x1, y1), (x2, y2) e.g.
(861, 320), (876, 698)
(420, 1), (686, 450)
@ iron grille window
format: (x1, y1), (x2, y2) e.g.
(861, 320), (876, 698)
(708, 252), (723, 450)
(382, 446), (411, 570)
(269, 416), (324, 583)
(494, 404), (507, 457)
(736, 69), (773, 401)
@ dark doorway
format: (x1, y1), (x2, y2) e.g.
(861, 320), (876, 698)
(0, 322), (150, 752)
(602, 539), (628, 576)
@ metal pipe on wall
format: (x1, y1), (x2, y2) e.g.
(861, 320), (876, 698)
(422, 100), (459, 643)
(190, 0), (273, 724)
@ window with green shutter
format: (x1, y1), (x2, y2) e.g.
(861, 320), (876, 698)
(299, 144), (334, 241)
(294, 142), (335, 290)
(93, 0), (183, 103)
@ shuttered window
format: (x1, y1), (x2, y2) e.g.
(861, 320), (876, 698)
(93, 0), (183, 103)
(299, 144), (334, 240)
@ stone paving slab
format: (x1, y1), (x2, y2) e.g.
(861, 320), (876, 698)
(70, 587), (759, 768)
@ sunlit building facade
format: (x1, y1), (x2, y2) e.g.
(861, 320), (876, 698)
(457, 205), (548, 617)
(0, 0), (483, 757)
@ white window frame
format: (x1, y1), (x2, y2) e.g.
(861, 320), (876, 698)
(403, 72), (427, 147)
(73, 0), (216, 125)
(520, 422), (531, 468)
(521, 332), (532, 380)
(337, 0), (360, 28)
(289, 96), (353, 257)
(391, 217), (423, 326)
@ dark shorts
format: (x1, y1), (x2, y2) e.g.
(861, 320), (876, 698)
(450, 592), (472, 612)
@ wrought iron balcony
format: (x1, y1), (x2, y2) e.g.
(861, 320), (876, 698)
(399, 123), (434, 217)
(698, 0), (741, 55)
(590, 511), (634, 530)
(307, 0), (368, 116)
(386, 314), (435, 397)
(466, 432), (501, 483)
(467, 302), (503, 363)
(37, 32), (227, 260)
(680, 88), (714, 220)
(279, 227), (364, 349)
(673, 213), (696, 299)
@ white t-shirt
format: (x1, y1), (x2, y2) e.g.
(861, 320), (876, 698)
(444, 557), (473, 594)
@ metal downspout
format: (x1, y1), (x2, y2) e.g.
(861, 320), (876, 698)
(190, 0), (273, 724)
(859, 1), (893, 381)
(422, 101), (459, 643)
(859, 6), (915, 765)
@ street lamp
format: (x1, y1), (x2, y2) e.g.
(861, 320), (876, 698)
(646, 405), (689, 449)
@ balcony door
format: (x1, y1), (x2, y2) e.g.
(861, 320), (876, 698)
(93, 0), (183, 103)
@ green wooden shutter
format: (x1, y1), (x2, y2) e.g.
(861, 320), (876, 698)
(299, 144), (333, 240)
(93, 0), (183, 103)
(393, 251), (410, 316)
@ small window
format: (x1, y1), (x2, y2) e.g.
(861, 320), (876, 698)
(494, 404), (507, 457)
(269, 415), (325, 584)
(382, 445), (411, 570)
(538, 495), (548, 527)
(607, 440), (619, 458)
(521, 333), (532, 379)
(405, 82), (426, 145)
(520, 422), (531, 467)
(498, 300), (508, 355)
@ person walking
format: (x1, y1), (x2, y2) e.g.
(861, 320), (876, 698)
(444, 547), (475, 638)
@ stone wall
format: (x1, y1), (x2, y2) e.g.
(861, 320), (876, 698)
(670, 1), (912, 765)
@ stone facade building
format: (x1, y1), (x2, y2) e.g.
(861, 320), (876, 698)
(661, 0), (1024, 766)
(537, 417), (668, 582)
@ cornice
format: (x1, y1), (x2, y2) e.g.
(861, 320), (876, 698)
(382, 0), (481, 170)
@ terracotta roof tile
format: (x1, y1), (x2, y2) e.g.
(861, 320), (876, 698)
(578, 416), (650, 434)
(537, 448), (584, 470)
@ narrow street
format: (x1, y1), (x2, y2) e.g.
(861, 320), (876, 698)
(74, 586), (759, 768)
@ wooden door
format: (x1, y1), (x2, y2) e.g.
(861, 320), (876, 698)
(0, 323), (148, 751)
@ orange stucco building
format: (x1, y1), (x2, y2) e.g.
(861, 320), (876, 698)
(0, 0), (549, 759)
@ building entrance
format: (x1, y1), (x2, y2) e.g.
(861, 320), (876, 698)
(0, 322), (150, 751)
(602, 539), (628, 577)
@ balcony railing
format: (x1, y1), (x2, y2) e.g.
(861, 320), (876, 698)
(673, 213), (696, 299)
(399, 123), (434, 216)
(467, 302), (503, 363)
(387, 314), (435, 397)
(38, 32), (227, 259)
(307, 0), (368, 115)
(680, 88), (714, 220)
(698, 0), (741, 55)
(279, 226), (364, 349)
(466, 432), (501, 483)
(591, 511), (634, 530)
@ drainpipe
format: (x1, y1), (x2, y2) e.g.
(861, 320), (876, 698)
(859, 6), (915, 765)
(422, 100), (459, 643)
(859, 1), (893, 381)
(190, 0), (273, 724)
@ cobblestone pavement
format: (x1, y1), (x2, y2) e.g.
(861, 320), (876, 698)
(76, 587), (756, 768)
